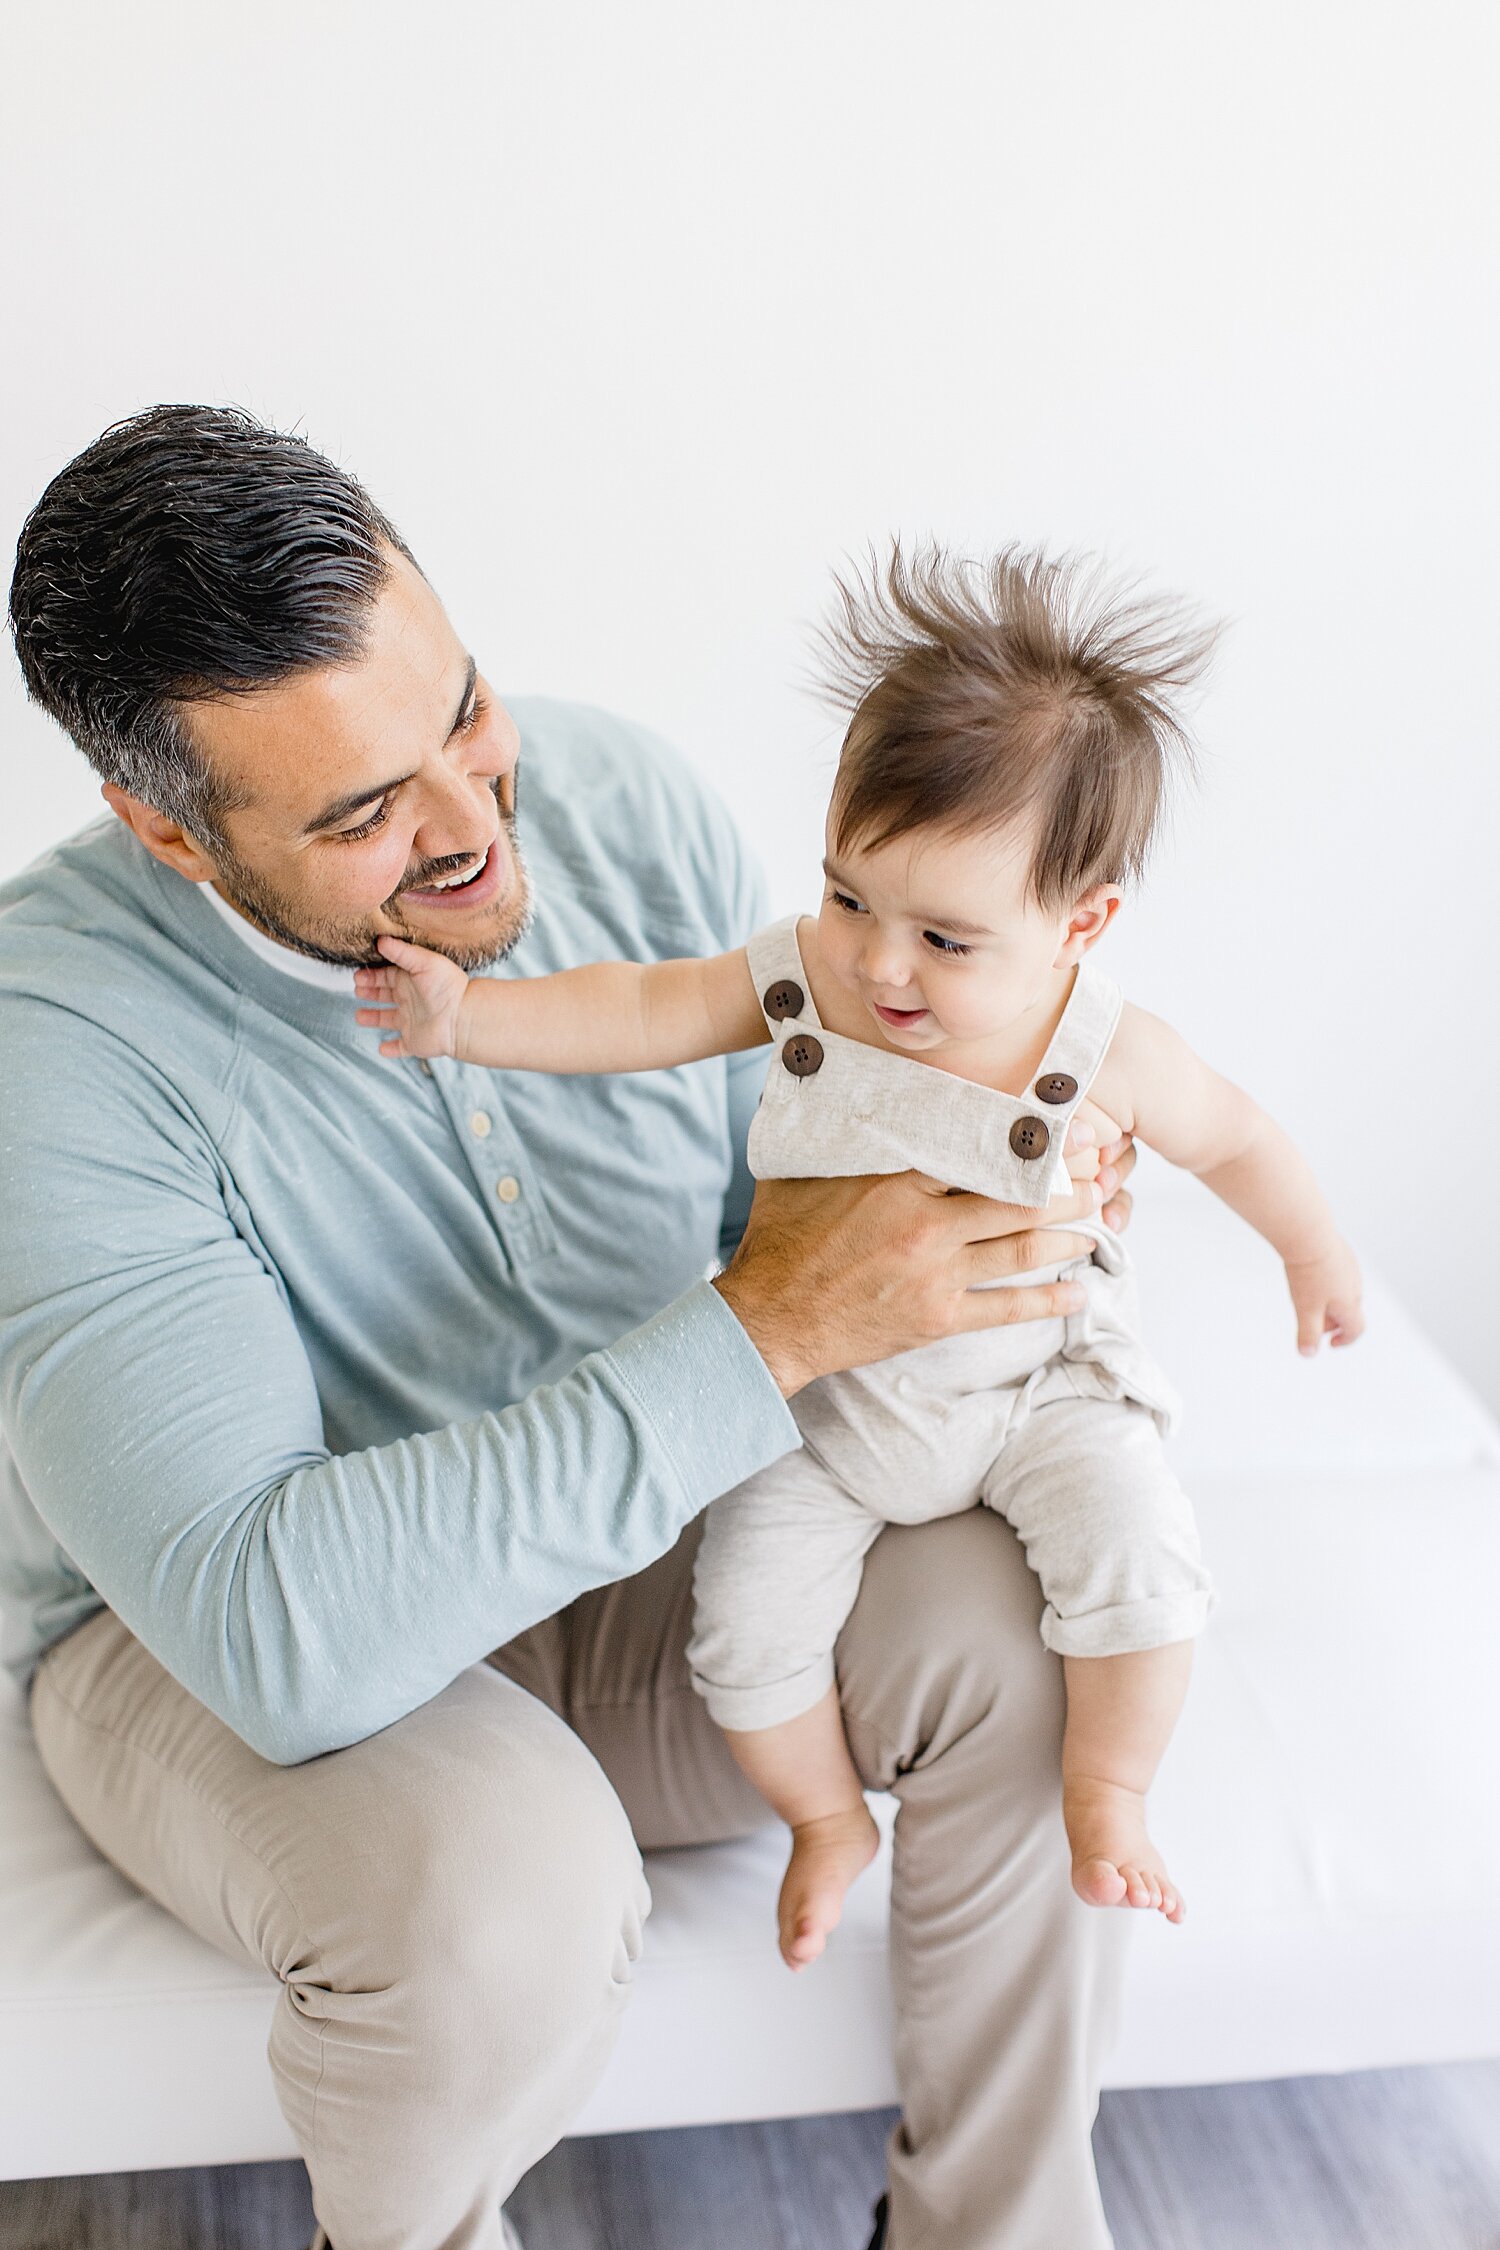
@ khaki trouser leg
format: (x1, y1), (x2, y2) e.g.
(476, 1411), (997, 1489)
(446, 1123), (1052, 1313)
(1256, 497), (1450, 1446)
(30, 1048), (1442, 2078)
(30, 1609), (648, 2250)
(497, 1509), (1125, 2250)
(834, 1507), (1127, 2249)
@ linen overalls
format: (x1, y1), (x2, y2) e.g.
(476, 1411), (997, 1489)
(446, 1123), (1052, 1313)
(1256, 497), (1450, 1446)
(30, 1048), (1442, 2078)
(687, 916), (1215, 1732)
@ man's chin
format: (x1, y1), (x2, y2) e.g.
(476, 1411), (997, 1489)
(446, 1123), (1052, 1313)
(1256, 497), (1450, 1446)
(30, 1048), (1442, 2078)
(381, 884), (533, 973)
(380, 826), (534, 971)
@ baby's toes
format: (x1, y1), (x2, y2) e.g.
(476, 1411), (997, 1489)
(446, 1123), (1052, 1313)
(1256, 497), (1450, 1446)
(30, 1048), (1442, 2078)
(1073, 1858), (1128, 1909)
(780, 1912), (824, 1971)
(1121, 1865), (1156, 1909)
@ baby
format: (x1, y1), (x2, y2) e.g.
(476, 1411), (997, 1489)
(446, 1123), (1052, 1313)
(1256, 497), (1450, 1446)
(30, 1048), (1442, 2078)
(354, 544), (1364, 1969)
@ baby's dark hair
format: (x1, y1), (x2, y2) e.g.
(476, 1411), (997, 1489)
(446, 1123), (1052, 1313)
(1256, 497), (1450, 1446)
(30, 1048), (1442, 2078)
(817, 542), (1218, 912)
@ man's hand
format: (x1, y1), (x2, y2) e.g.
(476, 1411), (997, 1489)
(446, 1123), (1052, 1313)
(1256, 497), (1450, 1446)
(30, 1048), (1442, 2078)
(716, 1126), (1117, 1398)
(354, 936), (471, 1060)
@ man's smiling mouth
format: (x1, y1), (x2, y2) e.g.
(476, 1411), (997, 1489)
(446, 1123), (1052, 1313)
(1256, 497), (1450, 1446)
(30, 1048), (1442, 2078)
(427, 855), (487, 892)
(398, 838), (505, 909)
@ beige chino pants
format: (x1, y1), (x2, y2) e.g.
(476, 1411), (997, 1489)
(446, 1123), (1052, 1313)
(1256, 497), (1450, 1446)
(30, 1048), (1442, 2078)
(29, 1508), (1127, 2250)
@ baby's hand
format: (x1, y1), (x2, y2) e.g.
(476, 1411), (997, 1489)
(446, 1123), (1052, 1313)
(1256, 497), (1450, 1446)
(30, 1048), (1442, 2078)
(354, 935), (470, 1060)
(1066, 1098), (1136, 1234)
(1284, 1236), (1365, 1356)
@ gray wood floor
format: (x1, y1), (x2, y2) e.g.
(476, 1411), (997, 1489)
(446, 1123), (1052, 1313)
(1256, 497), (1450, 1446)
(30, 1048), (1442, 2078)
(4, 2061), (1498, 2249)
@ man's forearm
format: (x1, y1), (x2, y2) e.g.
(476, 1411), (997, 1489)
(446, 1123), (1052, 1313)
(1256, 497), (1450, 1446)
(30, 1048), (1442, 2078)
(15, 1280), (797, 1767)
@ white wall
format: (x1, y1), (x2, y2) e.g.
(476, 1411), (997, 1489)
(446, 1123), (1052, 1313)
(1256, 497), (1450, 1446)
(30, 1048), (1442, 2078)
(3, 1), (1496, 1410)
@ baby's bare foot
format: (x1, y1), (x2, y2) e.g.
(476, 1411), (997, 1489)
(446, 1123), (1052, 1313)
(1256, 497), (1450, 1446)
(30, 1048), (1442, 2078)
(777, 1803), (880, 1970)
(1063, 1777), (1185, 1924)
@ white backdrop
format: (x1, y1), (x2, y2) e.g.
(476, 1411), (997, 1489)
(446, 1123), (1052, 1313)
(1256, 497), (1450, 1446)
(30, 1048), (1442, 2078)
(3, 1), (1496, 1410)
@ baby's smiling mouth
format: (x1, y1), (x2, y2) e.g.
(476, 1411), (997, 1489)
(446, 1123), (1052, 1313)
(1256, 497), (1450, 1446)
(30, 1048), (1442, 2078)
(872, 1000), (929, 1028)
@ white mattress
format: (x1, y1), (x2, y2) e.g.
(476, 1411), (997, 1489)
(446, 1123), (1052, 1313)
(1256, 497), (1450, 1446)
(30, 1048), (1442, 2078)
(3, 1178), (1498, 2179)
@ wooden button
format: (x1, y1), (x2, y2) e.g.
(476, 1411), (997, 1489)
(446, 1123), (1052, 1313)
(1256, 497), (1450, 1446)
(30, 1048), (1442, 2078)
(763, 979), (805, 1021)
(782, 1034), (825, 1078)
(1035, 1072), (1078, 1105)
(1009, 1115), (1051, 1162)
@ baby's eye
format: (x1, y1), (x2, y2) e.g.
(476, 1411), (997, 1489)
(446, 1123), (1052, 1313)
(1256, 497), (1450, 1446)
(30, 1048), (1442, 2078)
(923, 930), (972, 957)
(829, 888), (867, 916)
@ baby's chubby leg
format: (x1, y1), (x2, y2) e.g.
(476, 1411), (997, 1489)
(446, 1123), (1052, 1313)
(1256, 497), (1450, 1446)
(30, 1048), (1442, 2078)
(688, 1446), (886, 1970)
(1062, 1642), (1192, 1921)
(981, 1391), (1213, 1926)
(723, 1687), (880, 1969)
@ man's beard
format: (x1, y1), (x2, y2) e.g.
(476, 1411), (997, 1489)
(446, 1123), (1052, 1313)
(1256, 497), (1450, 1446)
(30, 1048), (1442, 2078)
(206, 784), (534, 973)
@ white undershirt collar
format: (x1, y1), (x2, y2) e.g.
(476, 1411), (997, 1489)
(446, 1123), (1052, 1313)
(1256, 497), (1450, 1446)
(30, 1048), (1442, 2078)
(197, 880), (359, 994)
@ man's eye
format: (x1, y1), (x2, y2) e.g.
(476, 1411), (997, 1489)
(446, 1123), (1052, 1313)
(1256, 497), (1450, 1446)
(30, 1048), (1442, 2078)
(924, 930), (972, 957)
(334, 798), (392, 842)
(456, 693), (486, 736)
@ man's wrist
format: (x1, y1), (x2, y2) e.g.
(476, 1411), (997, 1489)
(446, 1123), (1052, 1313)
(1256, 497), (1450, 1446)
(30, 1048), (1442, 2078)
(711, 1269), (813, 1399)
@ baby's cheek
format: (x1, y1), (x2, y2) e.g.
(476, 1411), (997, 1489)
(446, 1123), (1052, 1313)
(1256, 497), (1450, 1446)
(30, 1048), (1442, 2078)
(943, 980), (1015, 1040)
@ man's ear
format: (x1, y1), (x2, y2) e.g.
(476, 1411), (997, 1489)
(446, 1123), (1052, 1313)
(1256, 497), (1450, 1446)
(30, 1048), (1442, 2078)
(1053, 884), (1122, 969)
(100, 782), (219, 883)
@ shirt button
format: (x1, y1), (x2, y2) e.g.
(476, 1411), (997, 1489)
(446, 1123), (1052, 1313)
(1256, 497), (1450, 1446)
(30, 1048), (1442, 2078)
(496, 1175), (521, 1204)
(419, 1059), (434, 1078)
(469, 1110), (493, 1138)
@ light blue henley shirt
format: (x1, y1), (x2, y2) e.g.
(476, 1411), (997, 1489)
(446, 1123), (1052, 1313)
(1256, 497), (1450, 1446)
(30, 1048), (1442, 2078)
(0, 698), (799, 1763)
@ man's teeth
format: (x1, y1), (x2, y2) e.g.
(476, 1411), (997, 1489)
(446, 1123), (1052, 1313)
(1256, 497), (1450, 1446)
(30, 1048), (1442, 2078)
(428, 855), (486, 892)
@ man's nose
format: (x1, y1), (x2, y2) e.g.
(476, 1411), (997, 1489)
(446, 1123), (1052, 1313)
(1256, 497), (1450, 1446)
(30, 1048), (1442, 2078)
(478, 699), (521, 781)
(411, 760), (497, 864)
(476, 705), (521, 808)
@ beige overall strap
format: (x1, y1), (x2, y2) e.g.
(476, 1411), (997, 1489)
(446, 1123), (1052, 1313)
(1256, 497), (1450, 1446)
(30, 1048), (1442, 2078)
(743, 916), (823, 1036)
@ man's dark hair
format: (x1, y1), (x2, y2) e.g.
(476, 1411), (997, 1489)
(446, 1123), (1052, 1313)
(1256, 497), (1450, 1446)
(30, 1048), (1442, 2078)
(8, 405), (411, 845)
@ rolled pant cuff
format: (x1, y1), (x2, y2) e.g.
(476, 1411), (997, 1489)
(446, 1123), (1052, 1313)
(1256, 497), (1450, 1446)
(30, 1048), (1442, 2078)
(1041, 1586), (1215, 1658)
(690, 1655), (835, 1733)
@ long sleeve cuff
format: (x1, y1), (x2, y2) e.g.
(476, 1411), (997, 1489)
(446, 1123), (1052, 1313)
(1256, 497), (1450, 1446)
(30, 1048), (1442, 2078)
(602, 1277), (800, 1510)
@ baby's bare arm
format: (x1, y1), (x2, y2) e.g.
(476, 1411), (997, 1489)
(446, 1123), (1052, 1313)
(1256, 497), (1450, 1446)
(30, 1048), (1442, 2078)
(1107, 1003), (1363, 1351)
(1108, 1004), (1333, 1258)
(456, 946), (769, 1072)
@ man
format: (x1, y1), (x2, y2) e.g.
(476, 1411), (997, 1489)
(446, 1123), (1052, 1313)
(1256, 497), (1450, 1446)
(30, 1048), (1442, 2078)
(1, 406), (1136, 2250)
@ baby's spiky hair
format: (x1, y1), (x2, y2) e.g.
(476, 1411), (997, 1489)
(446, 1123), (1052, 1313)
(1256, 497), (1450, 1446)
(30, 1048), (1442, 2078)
(817, 542), (1218, 911)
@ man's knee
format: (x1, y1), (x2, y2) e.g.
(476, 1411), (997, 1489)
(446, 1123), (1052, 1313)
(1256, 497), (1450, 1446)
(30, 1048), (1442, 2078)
(837, 1509), (1066, 1783)
(291, 1672), (648, 2082)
